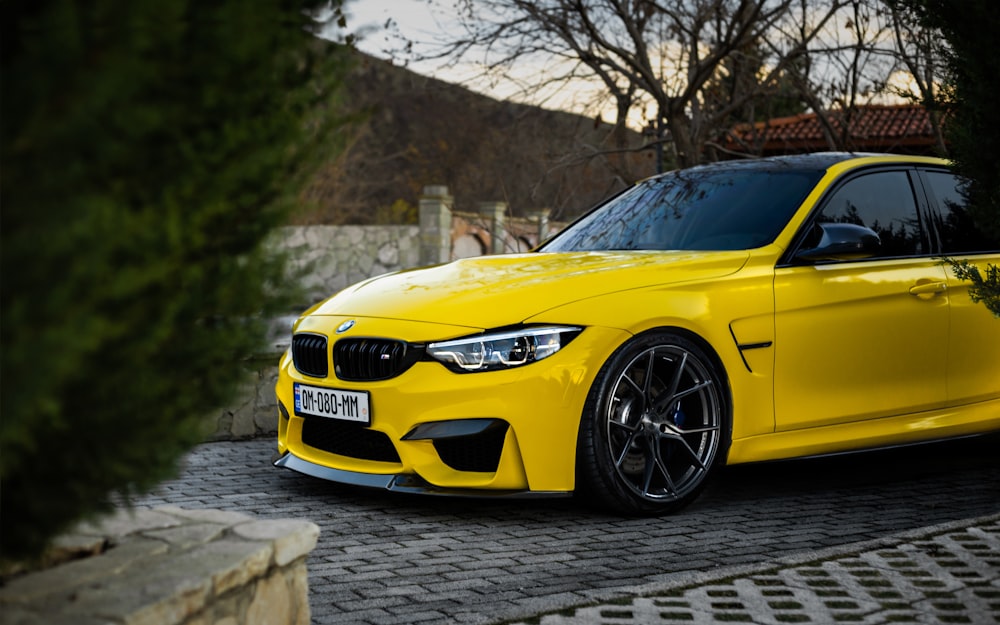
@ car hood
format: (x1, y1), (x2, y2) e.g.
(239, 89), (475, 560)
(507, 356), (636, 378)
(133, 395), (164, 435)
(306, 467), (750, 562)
(308, 250), (749, 330)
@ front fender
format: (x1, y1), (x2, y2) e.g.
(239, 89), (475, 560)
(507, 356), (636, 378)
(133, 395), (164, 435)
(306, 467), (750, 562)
(527, 260), (777, 443)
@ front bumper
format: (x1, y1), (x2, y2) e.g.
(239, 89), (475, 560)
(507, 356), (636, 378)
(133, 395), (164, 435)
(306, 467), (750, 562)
(274, 320), (628, 494)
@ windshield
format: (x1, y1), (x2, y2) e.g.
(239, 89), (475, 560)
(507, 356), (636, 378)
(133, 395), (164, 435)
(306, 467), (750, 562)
(540, 167), (824, 252)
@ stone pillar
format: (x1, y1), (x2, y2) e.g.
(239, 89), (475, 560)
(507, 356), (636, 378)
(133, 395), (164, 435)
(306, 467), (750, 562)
(529, 209), (552, 244)
(478, 201), (509, 255)
(419, 185), (453, 266)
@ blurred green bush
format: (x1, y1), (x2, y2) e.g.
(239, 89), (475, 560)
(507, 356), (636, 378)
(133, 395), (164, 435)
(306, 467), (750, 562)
(1, 0), (351, 560)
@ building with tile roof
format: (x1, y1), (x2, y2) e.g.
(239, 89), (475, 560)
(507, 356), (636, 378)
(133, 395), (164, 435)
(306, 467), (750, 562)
(722, 104), (947, 157)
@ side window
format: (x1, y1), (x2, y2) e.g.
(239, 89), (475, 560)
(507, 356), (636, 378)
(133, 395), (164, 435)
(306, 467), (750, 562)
(804, 170), (925, 258)
(922, 170), (1000, 253)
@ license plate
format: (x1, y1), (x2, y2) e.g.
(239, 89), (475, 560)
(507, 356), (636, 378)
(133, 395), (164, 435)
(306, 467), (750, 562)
(293, 383), (371, 425)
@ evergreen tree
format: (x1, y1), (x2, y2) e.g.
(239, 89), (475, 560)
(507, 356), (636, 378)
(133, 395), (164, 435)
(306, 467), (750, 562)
(902, 0), (1000, 239)
(894, 0), (1000, 314)
(1, 0), (351, 560)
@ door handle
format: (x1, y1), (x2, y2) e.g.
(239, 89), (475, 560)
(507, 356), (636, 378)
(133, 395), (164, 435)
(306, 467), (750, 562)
(909, 281), (947, 298)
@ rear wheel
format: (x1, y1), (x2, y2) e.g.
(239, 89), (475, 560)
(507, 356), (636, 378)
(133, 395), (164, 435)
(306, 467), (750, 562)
(577, 330), (730, 514)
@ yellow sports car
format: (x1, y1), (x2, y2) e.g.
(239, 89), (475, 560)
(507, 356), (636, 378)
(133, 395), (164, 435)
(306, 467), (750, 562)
(274, 153), (1000, 513)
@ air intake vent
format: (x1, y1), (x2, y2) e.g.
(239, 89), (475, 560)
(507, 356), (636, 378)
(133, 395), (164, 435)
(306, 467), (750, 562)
(334, 338), (418, 381)
(433, 422), (509, 473)
(291, 333), (328, 378)
(301, 418), (401, 463)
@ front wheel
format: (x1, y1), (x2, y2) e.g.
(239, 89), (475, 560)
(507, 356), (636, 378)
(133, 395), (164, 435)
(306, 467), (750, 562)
(576, 330), (731, 514)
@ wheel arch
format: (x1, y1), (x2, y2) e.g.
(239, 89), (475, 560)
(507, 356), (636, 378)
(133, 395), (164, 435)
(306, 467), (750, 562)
(615, 325), (735, 434)
(570, 323), (736, 462)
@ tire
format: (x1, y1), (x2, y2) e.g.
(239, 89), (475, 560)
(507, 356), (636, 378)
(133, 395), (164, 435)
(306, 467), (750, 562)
(576, 329), (731, 514)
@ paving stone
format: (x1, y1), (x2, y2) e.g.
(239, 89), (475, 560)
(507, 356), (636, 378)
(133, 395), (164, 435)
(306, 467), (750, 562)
(518, 517), (1000, 625)
(130, 435), (1000, 625)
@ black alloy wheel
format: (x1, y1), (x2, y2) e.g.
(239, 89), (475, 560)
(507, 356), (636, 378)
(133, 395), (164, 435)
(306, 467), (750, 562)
(577, 329), (731, 514)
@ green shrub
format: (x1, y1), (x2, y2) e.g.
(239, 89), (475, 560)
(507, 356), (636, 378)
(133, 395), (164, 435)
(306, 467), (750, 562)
(1, 0), (350, 560)
(898, 0), (1000, 314)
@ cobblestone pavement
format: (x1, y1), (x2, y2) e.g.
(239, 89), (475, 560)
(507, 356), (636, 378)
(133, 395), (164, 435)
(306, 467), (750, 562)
(132, 433), (1000, 625)
(513, 515), (1000, 624)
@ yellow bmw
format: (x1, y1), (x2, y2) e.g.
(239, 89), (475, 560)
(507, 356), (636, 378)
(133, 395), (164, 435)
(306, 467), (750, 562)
(274, 153), (1000, 513)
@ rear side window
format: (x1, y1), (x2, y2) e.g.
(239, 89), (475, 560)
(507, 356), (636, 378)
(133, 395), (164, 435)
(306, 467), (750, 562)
(805, 170), (927, 258)
(921, 170), (1000, 253)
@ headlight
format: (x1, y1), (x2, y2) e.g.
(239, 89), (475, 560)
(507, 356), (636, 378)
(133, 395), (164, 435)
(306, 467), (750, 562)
(427, 326), (582, 373)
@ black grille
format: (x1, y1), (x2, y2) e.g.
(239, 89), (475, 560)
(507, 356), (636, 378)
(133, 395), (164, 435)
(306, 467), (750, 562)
(301, 418), (401, 463)
(433, 422), (509, 473)
(334, 338), (418, 381)
(292, 333), (328, 378)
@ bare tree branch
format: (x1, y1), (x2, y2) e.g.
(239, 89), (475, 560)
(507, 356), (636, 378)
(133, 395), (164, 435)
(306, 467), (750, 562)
(394, 0), (946, 166)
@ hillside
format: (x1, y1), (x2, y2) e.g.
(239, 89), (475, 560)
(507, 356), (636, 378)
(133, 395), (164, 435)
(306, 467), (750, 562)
(298, 50), (655, 224)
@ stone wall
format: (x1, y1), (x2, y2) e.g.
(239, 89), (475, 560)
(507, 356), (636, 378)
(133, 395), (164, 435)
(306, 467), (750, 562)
(272, 185), (559, 307)
(0, 507), (319, 625)
(274, 224), (421, 307)
(208, 354), (284, 441)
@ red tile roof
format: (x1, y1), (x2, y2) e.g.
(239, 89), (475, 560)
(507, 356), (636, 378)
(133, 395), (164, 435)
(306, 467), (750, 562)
(724, 104), (945, 155)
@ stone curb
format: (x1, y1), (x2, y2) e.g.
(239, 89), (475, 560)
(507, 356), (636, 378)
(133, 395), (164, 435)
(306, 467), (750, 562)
(0, 506), (320, 625)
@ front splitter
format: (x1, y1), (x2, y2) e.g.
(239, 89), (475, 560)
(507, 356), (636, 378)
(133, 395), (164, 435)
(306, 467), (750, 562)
(273, 451), (571, 499)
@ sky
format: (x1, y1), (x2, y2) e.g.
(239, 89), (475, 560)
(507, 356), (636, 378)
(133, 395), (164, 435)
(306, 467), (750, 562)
(327, 0), (615, 122)
(345, 1), (445, 52)
(336, 0), (468, 81)
(330, 0), (920, 128)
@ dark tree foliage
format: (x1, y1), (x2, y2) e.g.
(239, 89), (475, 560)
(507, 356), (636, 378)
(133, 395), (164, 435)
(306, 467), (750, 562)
(1, 0), (350, 560)
(899, 0), (1000, 241)
(946, 259), (1000, 316)
(894, 0), (1000, 315)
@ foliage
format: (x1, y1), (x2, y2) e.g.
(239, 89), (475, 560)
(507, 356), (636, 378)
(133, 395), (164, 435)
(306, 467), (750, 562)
(297, 51), (652, 224)
(895, 0), (1000, 314)
(439, 0), (818, 167)
(376, 199), (419, 225)
(411, 0), (945, 167)
(945, 260), (1000, 317)
(0, 0), (351, 560)
(898, 0), (1000, 241)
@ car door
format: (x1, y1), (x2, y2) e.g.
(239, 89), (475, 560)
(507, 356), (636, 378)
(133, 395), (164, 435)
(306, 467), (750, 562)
(916, 168), (1000, 406)
(772, 167), (950, 431)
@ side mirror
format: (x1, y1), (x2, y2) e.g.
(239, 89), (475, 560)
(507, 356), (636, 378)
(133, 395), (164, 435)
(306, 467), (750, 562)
(795, 223), (881, 262)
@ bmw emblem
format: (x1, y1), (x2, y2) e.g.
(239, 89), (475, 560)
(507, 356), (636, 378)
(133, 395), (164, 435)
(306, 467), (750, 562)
(336, 319), (356, 334)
